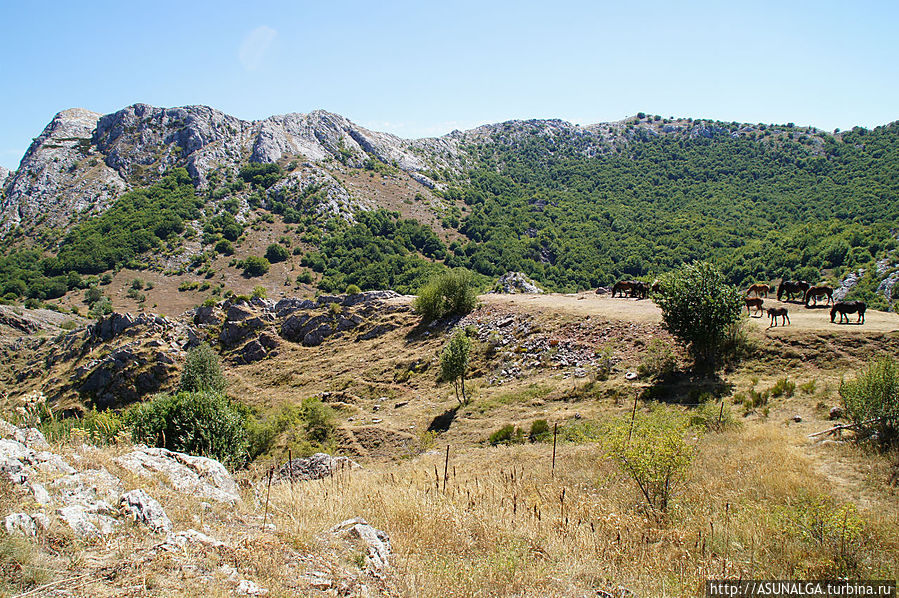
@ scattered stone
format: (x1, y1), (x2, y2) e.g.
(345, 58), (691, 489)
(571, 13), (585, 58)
(328, 517), (391, 571)
(492, 272), (543, 294)
(162, 528), (228, 550)
(31, 512), (50, 531)
(115, 447), (240, 504)
(357, 323), (396, 341)
(277, 453), (360, 482)
(120, 489), (173, 533)
(394, 401), (409, 409)
(4, 513), (36, 537)
(829, 406), (844, 420)
(57, 505), (118, 537)
(236, 579), (269, 596)
(624, 371), (638, 380)
(793, 415), (803, 423)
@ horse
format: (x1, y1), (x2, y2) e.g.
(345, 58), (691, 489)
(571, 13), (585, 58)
(767, 307), (790, 327)
(804, 285), (834, 307)
(831, 301), (866, 324)
(651, 279), (662, 294)
(746, 283), (770, 298)
(612, 280), (647, 299)
(777, 280), (810, 302)
(744, 297), (764, 316)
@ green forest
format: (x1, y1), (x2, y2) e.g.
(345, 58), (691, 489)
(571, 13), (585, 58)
(1, 119), (898, 308)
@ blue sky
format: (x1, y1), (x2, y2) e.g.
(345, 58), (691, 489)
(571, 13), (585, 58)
(1, 0), (897, 170)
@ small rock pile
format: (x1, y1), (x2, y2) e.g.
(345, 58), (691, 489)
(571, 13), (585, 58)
(276, 452), (360, 482)
(492, 272), (544, 294)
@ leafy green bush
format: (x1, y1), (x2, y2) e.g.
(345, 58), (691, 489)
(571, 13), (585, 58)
(301, 397), (336, 445)
(125, 391), (248, 467)
(214, 239), (234, 255)
(605, 407), (694, 512)
(265, 243), (289, 263)
(239, 163), (283, 189)
(840, 355), (899, 448)
(345, 284), (361, 294)
(179, 343), (226, 394)
(441, 330), (472, 405)
(414, 268), (478, 322)
(239, 256), (270, 277)
(489, 424), (524, 445)
(690, 399), (738, 432)
(528, 419), (551, 442)
(654, 262), (742, 370)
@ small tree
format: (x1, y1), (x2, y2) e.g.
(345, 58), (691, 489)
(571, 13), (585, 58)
(654, 261), (742, 370)
(265, 243), (289, 263)
(179, 343), (226, 394)
(840, 355), (899, 448)
(414, 268), (478, 322)
(441, 330), (472, 405)
(605, 407), (694, 513)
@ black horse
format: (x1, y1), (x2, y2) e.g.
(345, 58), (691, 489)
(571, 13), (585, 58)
(830, 301), (866, 324)
(777, 280), (810, 302)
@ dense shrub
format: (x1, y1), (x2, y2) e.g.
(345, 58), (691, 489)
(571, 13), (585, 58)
(528, 419), (551, 442)
(414, 269), (478, 322)
(125, 391), (248, 467)
(489, 424), (524, 445)
(265, 243), (289, 263)
(840, 355), (899, 448)
(179, 343), (226, 394)
(654, 262), (742, 370)
(240, 256), (270, 277)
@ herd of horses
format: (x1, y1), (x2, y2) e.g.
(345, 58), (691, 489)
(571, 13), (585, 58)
(610, 278), (867, 327)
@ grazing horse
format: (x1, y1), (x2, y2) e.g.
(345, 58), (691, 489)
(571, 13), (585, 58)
(767, 307), (790, 327)
(777, 280), (810, 302)
(746, 283), (770, 298)
(651, 279), (662, 294)
(831, 301), (866, 324)
(744, 297), (764, 316)
(612, 280), (648, 299)
(804, 285), (834, 307)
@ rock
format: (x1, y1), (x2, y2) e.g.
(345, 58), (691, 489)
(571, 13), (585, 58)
(219, 317), (266, 347)
(114, 447), (240, 504)
(120, 489), (173, 533)
(57, 505), (118, 537)
(29, 482), (52, 506)
(493, 272), (543, 294)
(357, 323), (397, 341)
(595, 287), (609, 295)
(52, 467), (123, 508)
(273, 298), (316, 317)
(277, 453), (360, 482)
(394, 401), (408, 409)
(341, 290), (401, 307)
(226, 304), (254, 322)
(829, 406), (844, 420)
(92, 312), (136, 340)
(624, 371), (638, 380)
(335, 313), (363, 332)
(4, 513), (37, 537)
(328, 517), (391, 571)
(793, 414), (803, 423)
(236, 579), (269, 596)
(193, 305), (222, 326)
(161, 528), (229, 551)
(303, 322), (334, 347)
(31, 512), (50, 531)
(281, 313), (330, 343)
(235, 340), (268, 364)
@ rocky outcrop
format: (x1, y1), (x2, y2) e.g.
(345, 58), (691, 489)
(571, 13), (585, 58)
(328, 517), (391, 571)
(114, 446), (240, 504)
(493, 272), (543, 294)
(277, 453), (360, 482)
(120, 489), (173, 533)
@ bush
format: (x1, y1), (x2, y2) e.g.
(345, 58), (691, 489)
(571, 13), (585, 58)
(441, 330), (472, 405)
(240, 256), (270, 277)
(654, 262), (742, 370)
(605, 407), (694, 512)
(690, 399), (738, 432)
(771, 377), (796, 398)
(301, 397), (336, 445)
(125, 391), (248, 467)
(840, 355), (899, 448)
(179, 343), (226, 394)
(214, 239), (234, 255)
(265, 243), (289, 263)
(345, 284), (361, 295)
(414, 268), (478, 322)
(529, 419), (551, 442)
(489, 424), (524, 445)
(251, 286), (267, 299)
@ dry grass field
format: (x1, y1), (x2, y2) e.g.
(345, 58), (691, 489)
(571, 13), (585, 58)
(2, 292), (898, 597)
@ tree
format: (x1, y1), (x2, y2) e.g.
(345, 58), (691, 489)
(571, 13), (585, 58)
(265, 243), (289, 263)
(414, 268), (478, 322)
(441, 330), (472, 405)
(179, 342), (226, 394)
(240, 256), (270, 277)
(653, 261), (742, 370)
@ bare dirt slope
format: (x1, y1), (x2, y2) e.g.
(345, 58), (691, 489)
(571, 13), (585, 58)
(476, 292), (899, 334)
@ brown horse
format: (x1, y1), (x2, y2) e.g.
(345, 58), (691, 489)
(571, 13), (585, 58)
(804, 285), (834, 307)
(612, 280), (647, 299)
(831, 301), (866, 324)
(651, 279), (662, 294)
(744, 297), (764, 316)
(767, 307), (790, 327)
(777, 280), (810, 302)
(746, 283), (770, 298)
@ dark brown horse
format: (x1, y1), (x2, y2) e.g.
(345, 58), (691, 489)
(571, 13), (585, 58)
(612, 280), (648, 299)
(746, 283), (770, 298)
(804, 285), (834, 307)
(767, 307), (790, 327)
(744, 297), (764, 316)
(651, 279), (662, 294)
(831, 301), (866, 324)
(777, 280), (810, 302)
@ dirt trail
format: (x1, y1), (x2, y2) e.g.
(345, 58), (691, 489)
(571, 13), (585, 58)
(477, 292), (899, 334)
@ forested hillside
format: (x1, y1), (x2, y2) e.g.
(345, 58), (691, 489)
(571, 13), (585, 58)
(444, 119), (899, 291)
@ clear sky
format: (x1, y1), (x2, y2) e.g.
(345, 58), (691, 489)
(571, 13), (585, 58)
(1, 0), (897, 170)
